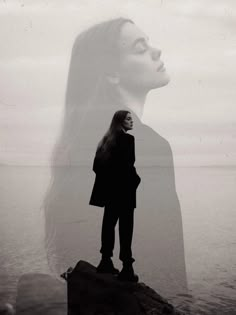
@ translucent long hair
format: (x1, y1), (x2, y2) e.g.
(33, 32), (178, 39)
(51, 17), (133, 167)
(42, 17), (133, 274)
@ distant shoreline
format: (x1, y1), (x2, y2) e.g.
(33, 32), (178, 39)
(1, 164), (236, 169)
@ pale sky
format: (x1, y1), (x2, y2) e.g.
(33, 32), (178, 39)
(0, 0), (236, 166)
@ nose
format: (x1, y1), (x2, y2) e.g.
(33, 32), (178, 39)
(151, 47), (161, 61)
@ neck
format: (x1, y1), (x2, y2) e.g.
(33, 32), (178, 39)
(118, 86), (147, 120)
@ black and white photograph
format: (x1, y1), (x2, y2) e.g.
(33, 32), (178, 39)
(0, 1), (235, 314)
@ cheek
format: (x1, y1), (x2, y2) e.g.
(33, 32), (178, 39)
(121, 57), (151, 75)
(119, 56), (157, 86)
(119, 56), (169, 89)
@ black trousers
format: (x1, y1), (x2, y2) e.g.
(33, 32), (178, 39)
(100, 204), (135, 263)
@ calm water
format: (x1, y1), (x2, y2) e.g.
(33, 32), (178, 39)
(0, 165), (236, 314)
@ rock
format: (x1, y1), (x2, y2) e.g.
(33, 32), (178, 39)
(66, 260), (186, 315)
(0, 303), (15, 315)
(15, 273), (67, 315)
(15, 261), (187, 315)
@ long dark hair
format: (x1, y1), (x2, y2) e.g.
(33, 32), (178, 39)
(96, 110), (130, 159)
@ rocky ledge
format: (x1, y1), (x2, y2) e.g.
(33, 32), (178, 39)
(15, 260), (186, 315)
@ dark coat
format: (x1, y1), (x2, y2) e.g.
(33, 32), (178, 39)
(89, 130), (141, 208)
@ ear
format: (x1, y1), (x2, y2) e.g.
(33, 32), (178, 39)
(106, 72), (120, 85)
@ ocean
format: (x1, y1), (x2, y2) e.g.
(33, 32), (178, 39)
(0, 165), (235, 314)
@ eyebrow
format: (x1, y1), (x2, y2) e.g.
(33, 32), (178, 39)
(131, 36), (149, 49)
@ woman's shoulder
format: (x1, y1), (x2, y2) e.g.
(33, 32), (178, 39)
(117, 131), (134, 145)
(119, 130), (134, 139)
(115, 131), (134, 149)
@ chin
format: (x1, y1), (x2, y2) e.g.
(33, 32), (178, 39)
(153, 73), (170, 89)
(160, 78), (170, 87)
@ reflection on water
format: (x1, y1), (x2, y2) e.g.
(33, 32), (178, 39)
(0, 165), (236, 314)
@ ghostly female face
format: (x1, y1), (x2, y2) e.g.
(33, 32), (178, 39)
(117, 22), (170, 93)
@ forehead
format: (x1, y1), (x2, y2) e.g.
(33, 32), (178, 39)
(118, 22), (148, 52)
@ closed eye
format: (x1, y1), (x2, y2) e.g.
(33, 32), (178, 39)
(134, 42), (148, 54)
(132, 38), (149, 54)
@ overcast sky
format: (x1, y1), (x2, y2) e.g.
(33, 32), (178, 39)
(0, 0), (236, 166)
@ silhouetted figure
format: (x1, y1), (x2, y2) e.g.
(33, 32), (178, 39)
(42, 17), (189, 307)
(89, 110), (141, 282)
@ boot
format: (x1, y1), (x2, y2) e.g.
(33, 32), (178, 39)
(96, 257), (119, 275)
(117, 261), (139, 282)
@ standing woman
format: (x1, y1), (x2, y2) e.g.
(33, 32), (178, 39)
(89, 110), (141, 282)
(43, 17), (188, 306)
